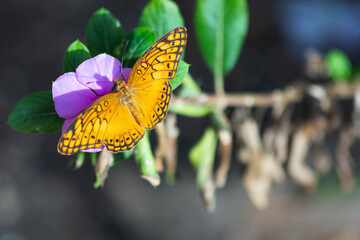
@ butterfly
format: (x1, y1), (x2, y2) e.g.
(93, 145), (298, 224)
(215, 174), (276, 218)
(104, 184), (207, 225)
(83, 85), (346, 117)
(58, 27), (187, 155)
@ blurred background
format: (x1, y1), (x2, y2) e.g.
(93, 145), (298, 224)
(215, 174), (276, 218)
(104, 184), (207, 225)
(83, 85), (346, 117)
(1, 0), (360, 239)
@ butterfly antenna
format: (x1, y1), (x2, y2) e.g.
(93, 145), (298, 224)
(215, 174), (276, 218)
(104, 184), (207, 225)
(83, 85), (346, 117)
(120, 40), (130, 80)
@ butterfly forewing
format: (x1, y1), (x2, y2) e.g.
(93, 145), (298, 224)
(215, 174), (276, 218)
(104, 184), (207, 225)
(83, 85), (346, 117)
(132, 81), (172, 129)
(128, 27), (187, 129)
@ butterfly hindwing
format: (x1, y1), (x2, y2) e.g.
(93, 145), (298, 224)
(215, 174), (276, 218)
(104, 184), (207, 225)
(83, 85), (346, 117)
(133, 81), (172, 129)
(103, 102), (145, 152)
(57, 93), (144, 155)
(128, 27), (187, 129)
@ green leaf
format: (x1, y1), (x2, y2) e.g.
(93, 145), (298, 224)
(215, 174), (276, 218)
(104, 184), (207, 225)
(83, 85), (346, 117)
(139, 0), (185, 38)
(86, 8), (124, 56)
(170, 60), (190, 90)
(112, 151), (133, 165)
(90, 152), (97, 166)
(134, 131), (160, 186)
(94, 175), (103, 189)
(189, 127), (217, 186)
(113, 27), (156, 68)
(8, 91), (64, 133)
(195, 0), (248, 75)
(178, 73), (202, 98)
(355, 65), (360, 79)
(74, 152), (86, 170)
(169, 102), (212, 117)
(326, 49), (352, 83)
(63, 40), (91, 72)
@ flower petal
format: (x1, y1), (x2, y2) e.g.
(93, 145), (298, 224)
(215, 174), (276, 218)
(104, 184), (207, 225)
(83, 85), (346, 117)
(76, 53), (121, 96)
(61, 116), (76, 134)
(53, 72), (97, 119)
(82, 147), (104, 153)
(62, 117), (104, 153)
(121, 68), (132, 84)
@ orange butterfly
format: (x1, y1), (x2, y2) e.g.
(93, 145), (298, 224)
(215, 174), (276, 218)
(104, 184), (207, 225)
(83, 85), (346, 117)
(57, 27), (187, 155)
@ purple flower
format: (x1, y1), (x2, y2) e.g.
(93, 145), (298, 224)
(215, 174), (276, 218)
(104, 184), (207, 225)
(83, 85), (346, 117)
(52, 53), (131, 152)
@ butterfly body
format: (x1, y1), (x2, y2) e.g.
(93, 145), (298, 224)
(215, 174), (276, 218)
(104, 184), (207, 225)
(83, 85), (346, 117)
(58, 27), (187, 155)
(115, 79), (147, 127)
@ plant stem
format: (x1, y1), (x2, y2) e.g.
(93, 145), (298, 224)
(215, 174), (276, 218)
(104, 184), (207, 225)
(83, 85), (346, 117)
(214, 0), (225, 96)
(214, 69), (225, 96)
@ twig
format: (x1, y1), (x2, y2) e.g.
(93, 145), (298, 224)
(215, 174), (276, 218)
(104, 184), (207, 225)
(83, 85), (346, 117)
(237, 116), (284, 209)
(164, 113), (179, 184)
(172, 82), (357, 108)
(288, 119), (327, 191)
(214, 113), (233, 188)
(336, 125), (356, 192)
(155, 122), (166, 172)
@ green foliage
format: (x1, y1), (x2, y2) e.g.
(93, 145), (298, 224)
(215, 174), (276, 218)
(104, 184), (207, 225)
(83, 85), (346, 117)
(195, 0), (248, 75)
(113, 151), (134, 165)
(8, 91), (64, 133)
(74, 152), (86, 170)
(178, 73), (202, 98)
(86, 8), (124, 56)
(170, 60), (190, 90)
(134, 132), (159, 182)
(114, 27), (156, 68)
(189, 127), (217, 186)
(94, 176), (103, 189)
(169, 102), (212, 117)
(139, 0), (185, 38)
(90, 152), (97, 166)
(325, 49), (352, 83)
(63, 40), (91, 72)
(355, 65), (360, 79)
